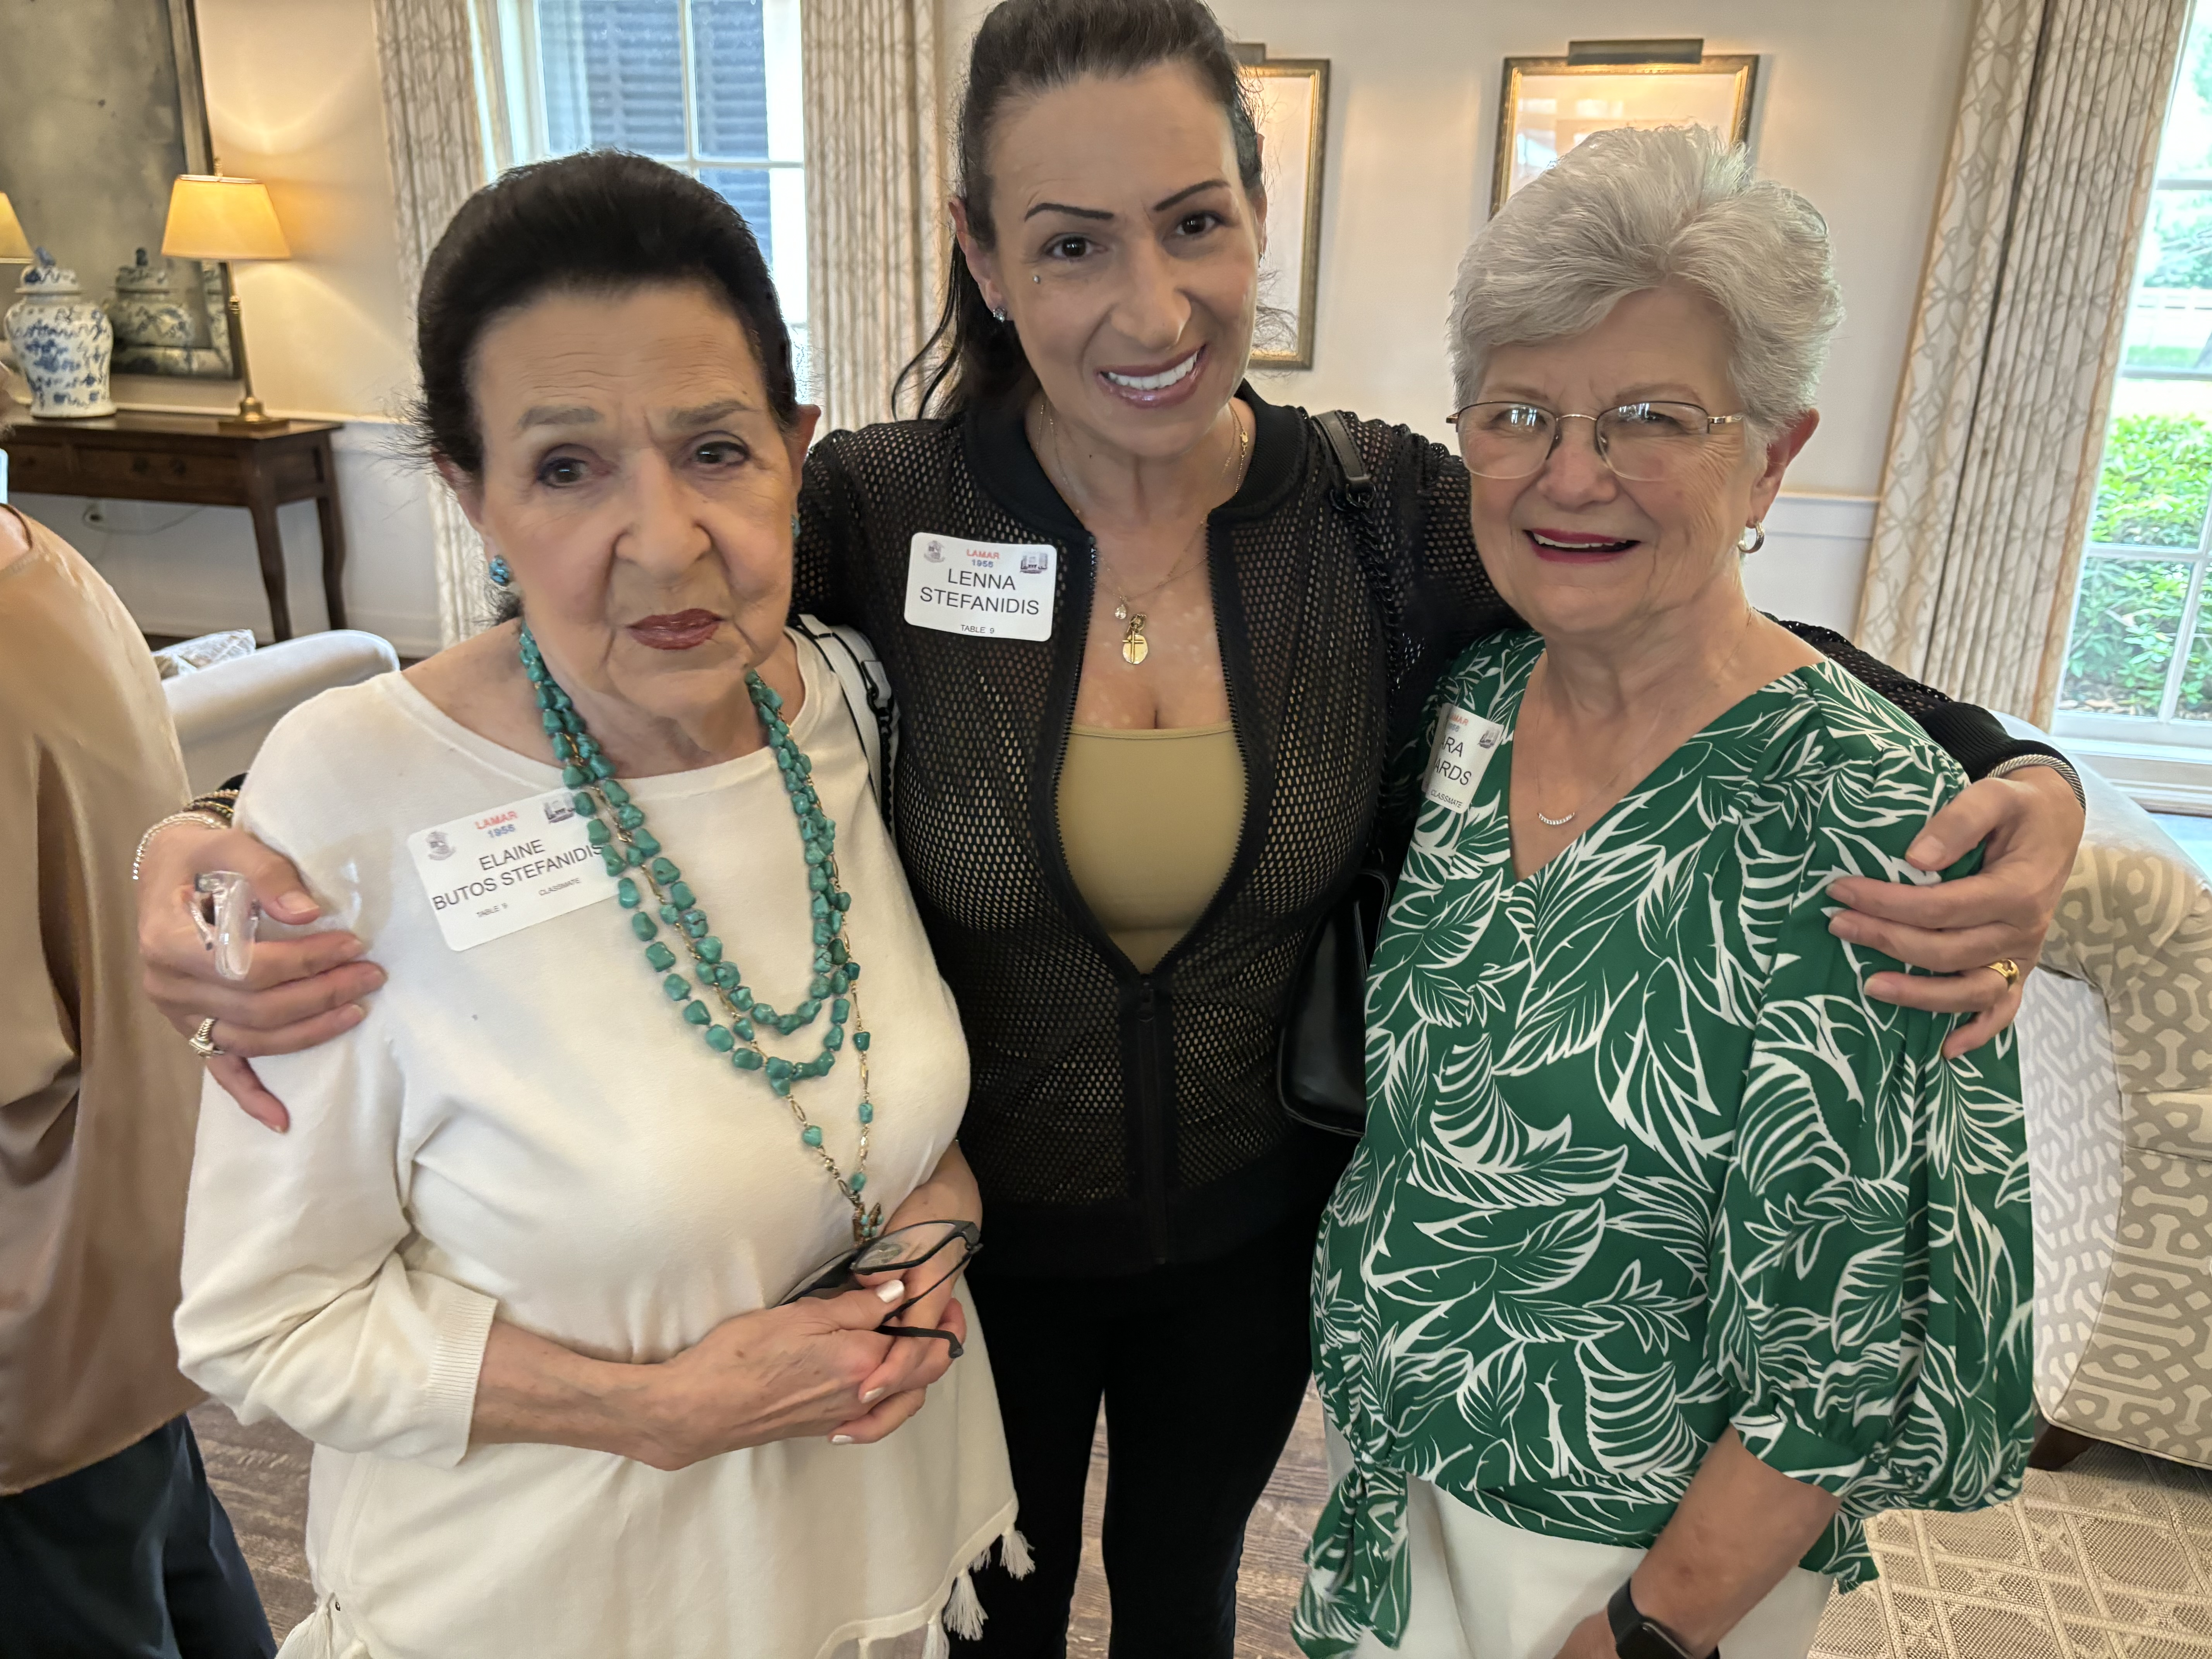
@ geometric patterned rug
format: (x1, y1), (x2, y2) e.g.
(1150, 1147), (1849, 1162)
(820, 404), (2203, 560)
(194, 1396), (2212, 1657)
(1810, 1443), (2212, 1659)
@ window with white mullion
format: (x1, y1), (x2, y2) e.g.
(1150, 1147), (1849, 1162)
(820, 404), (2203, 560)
(2056, 11), (2212, 752)
(480, 0), (812, 390)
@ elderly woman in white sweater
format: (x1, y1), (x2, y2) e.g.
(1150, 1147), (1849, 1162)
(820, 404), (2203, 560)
(173, 153), (1018, 1659)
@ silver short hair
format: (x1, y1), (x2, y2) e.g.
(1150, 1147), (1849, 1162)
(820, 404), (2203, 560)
(1449, 126), (1843, 437)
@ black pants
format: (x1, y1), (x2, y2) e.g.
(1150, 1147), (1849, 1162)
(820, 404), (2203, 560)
(0, 1414), (273, 1659)
(959, 1207), (1322, 1659)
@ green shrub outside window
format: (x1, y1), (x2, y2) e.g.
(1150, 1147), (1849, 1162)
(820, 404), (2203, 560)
(2061, 413), (2212, 717)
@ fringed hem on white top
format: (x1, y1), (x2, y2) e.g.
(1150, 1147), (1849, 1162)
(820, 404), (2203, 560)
(903, 1518), (1034, 1659)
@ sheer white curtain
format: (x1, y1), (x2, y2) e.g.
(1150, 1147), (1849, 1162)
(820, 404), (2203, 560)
(800, 0), (945, 433)
(372, 0), (494, 647)
(1855, 0), (2190, 718)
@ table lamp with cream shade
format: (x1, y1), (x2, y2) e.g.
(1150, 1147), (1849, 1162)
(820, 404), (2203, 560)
(162, 174), (290, 431)
(0, 194), (31, 265)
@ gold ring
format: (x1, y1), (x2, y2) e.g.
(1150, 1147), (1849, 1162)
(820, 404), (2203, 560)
(188, 1017), (224, 1058)
(1984, 958), (2022, 990)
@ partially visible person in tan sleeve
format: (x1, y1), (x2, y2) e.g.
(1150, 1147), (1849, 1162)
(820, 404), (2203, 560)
(0, 500), (273, 1657)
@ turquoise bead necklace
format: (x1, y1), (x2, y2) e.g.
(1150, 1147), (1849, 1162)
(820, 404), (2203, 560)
(519, 627), (883, 1242)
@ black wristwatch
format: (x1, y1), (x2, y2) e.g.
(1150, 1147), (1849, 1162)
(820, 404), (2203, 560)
(1606, 1578), (1717, 1659)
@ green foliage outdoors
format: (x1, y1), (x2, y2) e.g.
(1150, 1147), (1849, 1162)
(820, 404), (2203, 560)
(2091, 414), (2212, 546)
(2061, 414), (2212, 717)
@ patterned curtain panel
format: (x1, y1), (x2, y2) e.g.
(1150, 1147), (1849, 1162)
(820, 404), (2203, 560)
(1856, 0), (2189, 720)
(371, 0), (493, 647)
(801, 0), (944, 432)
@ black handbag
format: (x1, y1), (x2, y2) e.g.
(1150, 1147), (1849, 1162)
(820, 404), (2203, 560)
(1276, 412), (1401, 1137)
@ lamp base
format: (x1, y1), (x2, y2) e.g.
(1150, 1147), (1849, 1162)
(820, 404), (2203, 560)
(218, 394), (289, 434)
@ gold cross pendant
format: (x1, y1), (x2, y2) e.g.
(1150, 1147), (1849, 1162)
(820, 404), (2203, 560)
(1121, 612), (1149, 665)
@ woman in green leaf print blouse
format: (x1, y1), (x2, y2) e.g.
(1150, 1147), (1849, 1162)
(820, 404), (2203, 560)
(1298, 127), (2031, 1659)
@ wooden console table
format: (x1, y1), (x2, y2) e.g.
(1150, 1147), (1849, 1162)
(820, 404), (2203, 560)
(0, 411), (346, 641)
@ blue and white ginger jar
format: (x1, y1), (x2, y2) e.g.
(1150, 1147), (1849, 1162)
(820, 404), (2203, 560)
(6, 250), (115, 419)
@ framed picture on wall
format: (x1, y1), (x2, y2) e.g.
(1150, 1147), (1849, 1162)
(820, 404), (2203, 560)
(1492, 51), (1757, 213)
(1240, 55), (1329, 369)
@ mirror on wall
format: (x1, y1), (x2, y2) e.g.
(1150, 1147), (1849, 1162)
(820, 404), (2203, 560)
(0, 0), (237, 379)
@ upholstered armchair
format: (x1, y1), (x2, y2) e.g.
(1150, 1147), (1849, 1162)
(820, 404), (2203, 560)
(2009, 720), (2212, 1472)
(160, 628), (399, 794)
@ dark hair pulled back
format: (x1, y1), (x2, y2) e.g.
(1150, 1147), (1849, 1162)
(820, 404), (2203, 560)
(896, 0), (1262, 418)
(415, 149), (798, 477)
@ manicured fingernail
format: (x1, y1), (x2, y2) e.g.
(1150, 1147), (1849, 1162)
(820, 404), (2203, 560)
(862, 1387), (886, 1404)
(338, 1004), (368, 1027)
(1908, 836), (1942, 866)
(277, 890), (316, 917)
(1827, 914), (1856, 937)
(875, 1280), (906, 1304)
(831, 1434), (854, 1445)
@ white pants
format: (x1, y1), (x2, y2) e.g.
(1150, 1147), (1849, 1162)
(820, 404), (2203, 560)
(277, 1596), (936, 1659)
(1326, 1429), (1834, 1659)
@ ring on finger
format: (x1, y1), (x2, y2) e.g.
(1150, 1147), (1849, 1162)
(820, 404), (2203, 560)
(187, 1016), (225, 1058)
(1983, 957), (2022, 991)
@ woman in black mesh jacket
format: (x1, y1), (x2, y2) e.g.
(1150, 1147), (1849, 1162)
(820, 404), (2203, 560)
(785, 3), (2079, 1652)
(136, 1), (2085, 1653)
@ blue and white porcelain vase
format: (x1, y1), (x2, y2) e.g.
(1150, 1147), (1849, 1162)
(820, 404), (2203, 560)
(5, 250), (115, 419)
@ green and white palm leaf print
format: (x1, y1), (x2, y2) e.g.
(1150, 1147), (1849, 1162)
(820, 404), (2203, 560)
(1295, 631), (2031, 1659)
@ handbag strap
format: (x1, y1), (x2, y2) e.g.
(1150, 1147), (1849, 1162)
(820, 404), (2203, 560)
(1314, 408), (1374, 512)
(793, 613), (899, 817)
(1310, 410), (1416, 890)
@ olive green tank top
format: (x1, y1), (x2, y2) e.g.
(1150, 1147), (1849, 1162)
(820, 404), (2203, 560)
(1056, 723), (1246, 972)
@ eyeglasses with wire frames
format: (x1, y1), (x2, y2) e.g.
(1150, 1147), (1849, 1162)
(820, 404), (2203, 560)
(1446, 400), (1749, 483)
(779, 1219), (982, 1360)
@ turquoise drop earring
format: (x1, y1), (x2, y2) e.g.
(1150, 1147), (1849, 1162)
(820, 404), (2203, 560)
(488, 555), (513, 587)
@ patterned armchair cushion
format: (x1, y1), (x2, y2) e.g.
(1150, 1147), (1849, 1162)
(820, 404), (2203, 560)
(2021, 750), (2212, 1467)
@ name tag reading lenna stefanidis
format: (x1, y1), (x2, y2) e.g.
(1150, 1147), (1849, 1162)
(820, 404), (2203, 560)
(903, 532), (1056, 641)
(407, 788), (612, 951)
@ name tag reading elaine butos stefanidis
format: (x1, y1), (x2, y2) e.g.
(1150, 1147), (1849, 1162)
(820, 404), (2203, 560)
(903, 532), (1057, 641)
(407, 788), (612, 951)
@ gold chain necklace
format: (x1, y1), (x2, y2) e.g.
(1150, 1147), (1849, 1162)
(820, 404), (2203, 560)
(1527, 608), (1757, 829)
(1042, 402), (1253, 666)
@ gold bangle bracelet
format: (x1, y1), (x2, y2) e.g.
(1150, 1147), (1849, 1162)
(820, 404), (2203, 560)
(131, 811), (229, 882)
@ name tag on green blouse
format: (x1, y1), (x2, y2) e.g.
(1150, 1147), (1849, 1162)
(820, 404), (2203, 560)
(903, 532), (1056, 641)
(1423, 705), (1507, 814)
(407, 789), (611, 950)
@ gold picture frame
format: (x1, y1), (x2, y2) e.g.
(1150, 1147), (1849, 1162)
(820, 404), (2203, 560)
(1492, 53), (1758, 215)
(1242, 57), (1330, 369)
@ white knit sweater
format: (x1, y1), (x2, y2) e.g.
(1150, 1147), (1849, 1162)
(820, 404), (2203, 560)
(175, 636), (1018, 1659)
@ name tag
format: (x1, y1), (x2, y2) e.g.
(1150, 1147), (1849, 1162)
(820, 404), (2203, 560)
(407, 788), (612, 951)
(1423, 706), (1507, 814)
(903, 532), (1056, 641)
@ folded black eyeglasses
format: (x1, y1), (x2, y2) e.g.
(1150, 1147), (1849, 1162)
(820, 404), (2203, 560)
(779, 1219), (982, 1360)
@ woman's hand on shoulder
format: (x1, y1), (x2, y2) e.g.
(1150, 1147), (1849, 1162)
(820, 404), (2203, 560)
(1826, 764), (2082, 1058)
(137, 817), (384, 1130)
(639, 1285), (903, 1467)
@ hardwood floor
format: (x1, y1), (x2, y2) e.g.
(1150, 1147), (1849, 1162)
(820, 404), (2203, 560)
(191, 1385), (1333, 1655)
